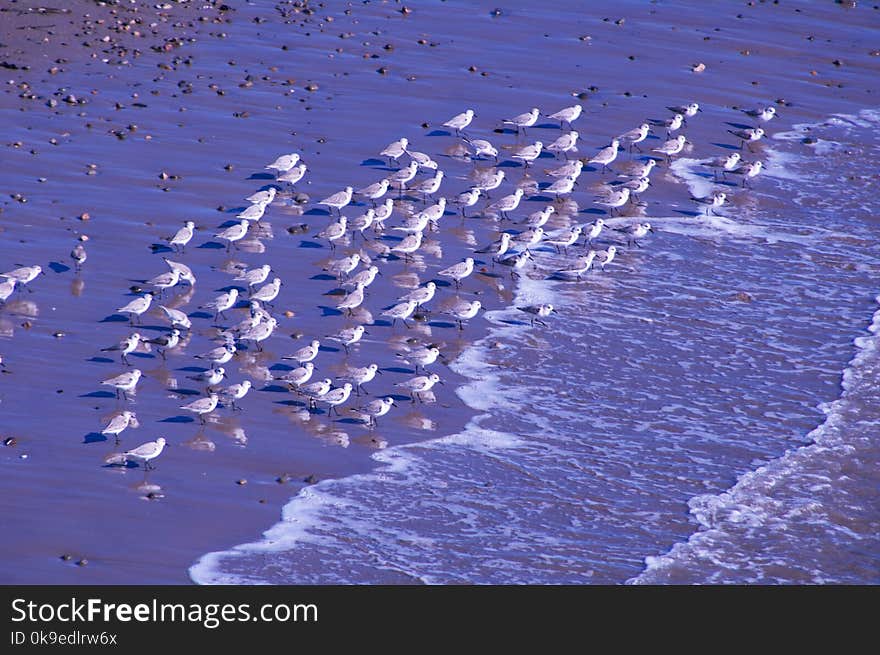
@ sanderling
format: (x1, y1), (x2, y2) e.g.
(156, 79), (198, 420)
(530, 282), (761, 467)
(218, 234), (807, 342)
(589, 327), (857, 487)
(396, 373), (442, 403)
(390, 231), (423, 261)
(619, 123), (650, 152)
(512, 227), (545, 252)
(250, 277), (282, 305)
(195, 342), (236, 366)
(622, 176), (651, 201)
(180, 393), (219, 424)
(410, 171), (445, 202)
(356, 179), (390, 204)
(544, 225), (583, 254)
(169, 222), (195, 252)
(70, 243), (87, 271)
(658, 113), (684, 136)
(277, 361), (314, 388)
(343, 363), (380, 396)
(234, 264), (272, 290)
(473, 169), (505, 197)
(728, 127), (765, 151)
(614, 222), (654, 247)
(475, 232), (513, 259)
(421, 197), (447, 230)
(350, 209), (376, 238)
(742, 106), (777, 122)
(443, 109), (475, 134)
(318, 187), (353, 215)
(123, 436), (166, 471)
(102, 368), (143, 400)
(546, 160), (583, 180)
(344, 265), (380, 290)
(266, 153), (300, 174)
(188, 366), (227, 391)
(284, 339), (321, 364)
(238, 316), (278, 351)
(387, 161), (420, 192)
(246, 187), (276, 205)
(438, 257), (475, 288)
(692, 191), (727, 215)
(2, 265), (43, 290)
(522, 205), (555, 229)
(373, 198), (395, 230)
(668, 102), (701, 119)
(158, 304), (191, 330)
(503, 107), (540, 134)
(396, 345), (441, 373)
(595, 187), (631, 216)
(652, 134), (687, 162)
(546, 131), (579, 158)
(465, 137), (498, 161)
(320, 383), (353, 417)
(100, 332), (142, 365)
(380, 137), (409, 163)
(511, 141), (544, 167)
(117, 292), (154, 325)
(324, 253), (361, 280)
(543, 175), (577, 197)
(237, 201), (268, 222)
(355, 396), (395, 428)
(161, 259), (195, 288)
(143, 329), (181, 360)
(705, 151), (742, 179)
(327, 324), (366, 353)
(556, 251), (596, 280)
(617, 158), (656, 179)
(222, 380), (251, 411)
(518, 303), (557, 327)
(446, 298), (482, 330)
(584, 218), (605, 245)
(399, 281), (437, 308)
(336, 283), (367, 314)
(315, 215), (348, 250)
(215, 220), (250, 251)
(101, 410), (137, 444)
(381, 299), (418, 328)
(588, 139), (620, 173)
(488, 188), (525, 218)
(407, 150), (438, 171)
(455, 188), (482, 217)
(148, 268), (181, 296)
(547, 104), (583, 127)
(277, 162), (307, 187)
(732, 160), (763, 187)
(299, 377), (332, 409)
(201, 288), (239, 321)
(597, 245), (618, 270)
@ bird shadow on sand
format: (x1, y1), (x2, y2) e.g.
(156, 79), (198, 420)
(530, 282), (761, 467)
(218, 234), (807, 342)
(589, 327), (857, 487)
(159, 415), (195, 423)
(299, 240), (324, 249)
(197, 241), (227, 250)
(710, 142), (741, 151)
(100, 314), (132, 323)
(83, 432), (108, 444)
(49, 261), (70, 274)
(80, 390), (116, 398)
(674, 209), (703, 218)
(247, 172), (276, 181)
(318, 305), (345, 317)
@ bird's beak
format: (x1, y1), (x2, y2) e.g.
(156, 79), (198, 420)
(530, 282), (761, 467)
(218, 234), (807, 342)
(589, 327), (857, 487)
(376, 369), (384, 375)
(437, 379), (445, 385)
(649, 227), (655, 233)
(551, 308), (559, 314)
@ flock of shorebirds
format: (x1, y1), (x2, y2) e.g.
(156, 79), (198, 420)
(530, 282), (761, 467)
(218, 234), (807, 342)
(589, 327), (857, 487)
(1, 98), (776, 472)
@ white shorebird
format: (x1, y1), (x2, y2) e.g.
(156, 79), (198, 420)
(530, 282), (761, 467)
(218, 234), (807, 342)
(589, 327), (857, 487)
(443, 108), (475, 134)
(234, 264), (271, 291)
(343, 363), (380, 396)
(201, 288), (239, 321)
(222, 380), (252, 411)
(420, 197), (447, 230)
(123, 437), (166, 471)
(584, 218), (605, 245)
(488, 188), (524, 218)
(158, 304), (191, 330)
(250, 277), (282, 305)
(692, 191), (727, 215)
(728, 126), (765, 151)
(454, 188), (482, 217)
(188, 366), (227, 391)
(617, 158), (657, 179)
(344, 265), (380, 290)
(0, 278), (16, 303)
(318, 186), (353, 215)
(597, 245), (618, 271)
(543, 175), (577, 197)
(410, 171), (444, 201)
(667, 102), (701, 119)
(398, 281), (437, 309)
(240, 315), (278, 352)
(372, 198), (394, 231)
(658, 113), (684, 136)
(512, 226), (545, 252)
(168, 221), (195, 252)
(407, 149), (439, 171)
(652, 134), (687, 162)
(324, 253), (361, 280)
(146, 329), (181, 360)
(511, 141), (544, 167)
(327, 324), (366, 354)
(475, 232), (513, 260)
(349, 209), (376, 239)
(71, 243), (87, 271)
(215, 220), (249, 251)
(438, 257), (475, 288)
(595, 187), (631, 216)
(266, 153), (300, 175)
(546, 131), (579, 158)
(386, 161), (419, 193)
(336, 283), (366, 315)
(517, 303), (557, 327)
(315, 215), (348, 249)
(117, 292), (153, 325)
(246, 186), (276, 206)
(546, 159), (583, 179)
(277, 162), (307, 187)
(502, 107), (540, 134)
(588, 139), (620, 173)
(473, 169), (505, 199)
(396, 373), (442, 403)
(543, 225), (583, 254)
(742, 106), (777, 123)
(180, 394), (219, 424)
(614, 222), (654, 247)
(147, 268), (181, 296)
(390, 231), (423, 261)
(381, 299), (418, 328)
(380, 137), (409, 163)
(102, 368), (143, 400)
(705, 152), (742, 179)
(2, 265), (43, 290)
(555, 251), (597, 280)
(237, 201), (268, 222)
(100, 332), (142, 365)
(396, 345), (441, 373)
(356, 179), (390, 204)
(619, 123), (650, 151)
(446, 298), (481, 330)
(284, 339), (321, 365)
(547, 104), (583, 127)
(522, 205), (555, 229)
(299, 377), (332, 409)
(162, 258), (195, 286)
(622, 176), (651, 201)
(320, 383), (353, 417)
(465, 138), (498, 161)
(195, 342), (236, 366)
(277, 361), (314, 389)
(101, 410), (137, 444)
(732, 160), (763, 187)
(355, 397), (395, 428)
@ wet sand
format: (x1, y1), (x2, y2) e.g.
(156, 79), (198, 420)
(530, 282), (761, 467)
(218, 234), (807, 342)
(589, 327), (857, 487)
(1, 0), (877, 584)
